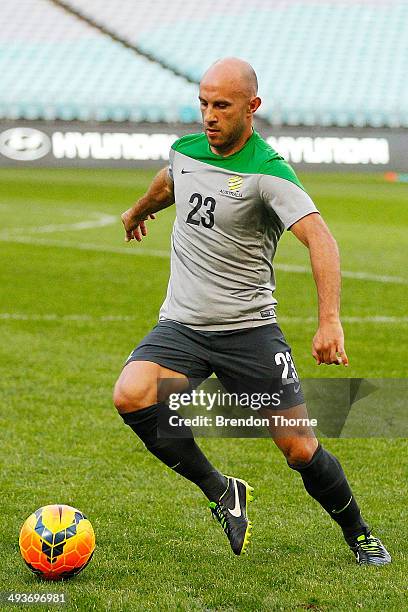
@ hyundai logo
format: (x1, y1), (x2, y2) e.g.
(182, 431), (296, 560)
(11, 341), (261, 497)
(0, 127), (51, 161)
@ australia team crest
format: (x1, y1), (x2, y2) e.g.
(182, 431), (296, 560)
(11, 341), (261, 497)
(220, 175), (244, 198)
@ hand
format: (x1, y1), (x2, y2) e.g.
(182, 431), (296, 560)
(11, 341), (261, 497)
(312, 320), (349, 366)
(121, 209), (155, 242)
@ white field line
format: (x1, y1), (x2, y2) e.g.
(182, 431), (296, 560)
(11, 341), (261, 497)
(0, 313), (407, 325)
(0, 234), (169, 258)
(1, 211), (117, 235)
(0, 211), (406, 285)
(280, 316), (408, 324)
(274, 263), (408, 285)
(1, 233), (407, 286)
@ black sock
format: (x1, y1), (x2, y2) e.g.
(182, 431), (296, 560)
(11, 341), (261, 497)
(121, 402), (227, 502)
(288, 443), (369, 542)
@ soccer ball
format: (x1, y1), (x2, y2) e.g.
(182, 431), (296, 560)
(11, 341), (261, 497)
(19, 504), (95, 580)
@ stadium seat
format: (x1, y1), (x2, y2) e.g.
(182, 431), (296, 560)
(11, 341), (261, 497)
(63, 0), (407, 128)
(0, 0), (197, 123)
(0, 0), (406, 127)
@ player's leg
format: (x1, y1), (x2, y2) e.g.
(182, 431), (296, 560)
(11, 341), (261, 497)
(263, 403), (368, 537)
(113, 323), (227, 503)
(213, 323), (366, 536)
(213, 324), (391, 564)
(267, 405), (391, 565)
(114, 359), (187, 410)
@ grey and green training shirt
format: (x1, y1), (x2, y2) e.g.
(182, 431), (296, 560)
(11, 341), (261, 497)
(159, 130), (318, 331)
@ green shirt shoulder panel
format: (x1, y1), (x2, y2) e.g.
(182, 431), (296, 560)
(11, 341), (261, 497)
(258, 157), (305, 191)
(171, 131), (299, 176)
(171, 132), (206, 154)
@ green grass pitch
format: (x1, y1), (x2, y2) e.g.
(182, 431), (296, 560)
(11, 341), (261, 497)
(0, 168), (406, 611)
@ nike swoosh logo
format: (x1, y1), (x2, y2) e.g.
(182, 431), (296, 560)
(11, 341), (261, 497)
(332, 495), (352, 514)
(181, 169), (195, 174)
(227, 479), (242, 518)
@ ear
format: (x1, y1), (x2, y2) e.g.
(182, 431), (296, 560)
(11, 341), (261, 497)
(248, 96), (262, 115)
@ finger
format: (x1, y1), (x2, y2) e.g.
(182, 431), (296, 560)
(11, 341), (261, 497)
(321, 345), (332, 365)
(312, 347), (321, 365)
(125, 229), (133, 242)
(149, 214), (156, 220)
(325, 347), (335, 365)
(133, 227), (142, 242)
(337, 347), (349, 367)
(140, 221), (147, 236)
(329, 344), (338, 365)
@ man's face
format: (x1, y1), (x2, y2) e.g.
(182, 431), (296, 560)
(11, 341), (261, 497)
(199, 81), (250, 154)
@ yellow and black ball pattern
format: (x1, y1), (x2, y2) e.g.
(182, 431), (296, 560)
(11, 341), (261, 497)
(19, 504), (95, 580)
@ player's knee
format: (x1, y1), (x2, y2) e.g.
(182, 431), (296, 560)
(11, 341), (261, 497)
(281, 438), (318, 466)
(113, 378), (156, 413)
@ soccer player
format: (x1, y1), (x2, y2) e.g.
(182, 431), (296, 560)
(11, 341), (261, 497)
(114, 58), (391, 565)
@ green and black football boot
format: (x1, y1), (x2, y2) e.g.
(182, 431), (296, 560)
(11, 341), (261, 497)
(349, 530), (391, 566)
(209, 476), (254, 555)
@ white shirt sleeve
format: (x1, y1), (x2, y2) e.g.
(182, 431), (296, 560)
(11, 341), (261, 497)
(258, 174), (319, 229)
(167, 147), (175, 182)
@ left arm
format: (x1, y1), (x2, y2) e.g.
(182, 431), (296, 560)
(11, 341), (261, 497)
(290, 212), (349, 366)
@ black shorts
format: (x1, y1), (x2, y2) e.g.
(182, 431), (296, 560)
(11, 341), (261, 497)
(126, 321), (304, 409)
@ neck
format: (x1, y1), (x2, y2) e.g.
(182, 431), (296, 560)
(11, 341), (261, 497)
(210, 126), (254, 157)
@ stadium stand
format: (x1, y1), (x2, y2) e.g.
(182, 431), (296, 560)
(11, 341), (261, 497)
(1, 0), (407, 127)
(0, 0), (198, 122)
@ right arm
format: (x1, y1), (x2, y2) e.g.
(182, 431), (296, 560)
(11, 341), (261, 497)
(121, 166), (174, 242)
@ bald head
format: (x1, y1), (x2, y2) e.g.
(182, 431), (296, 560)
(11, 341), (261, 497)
(201, 57), (258, 99)
(199, 57), (261, 156)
